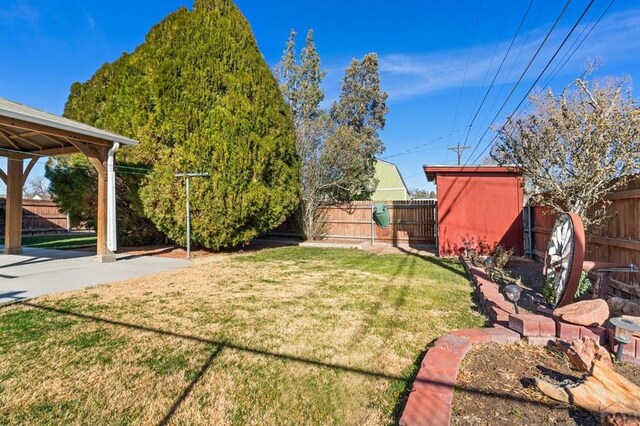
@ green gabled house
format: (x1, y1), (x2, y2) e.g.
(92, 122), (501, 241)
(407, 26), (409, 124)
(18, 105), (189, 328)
(370, 159), (409, 201)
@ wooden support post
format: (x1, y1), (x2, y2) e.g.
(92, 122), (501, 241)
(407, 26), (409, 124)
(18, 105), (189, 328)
(4, 156), (24, 254)
(90, 146), (116, 263)
(592, 271), (612, 300)
(22, 157), (38, 186)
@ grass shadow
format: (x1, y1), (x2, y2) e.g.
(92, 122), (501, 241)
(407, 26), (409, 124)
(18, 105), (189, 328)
(6, 301), (576, 423)
(157, 344), (224, 425)
(392, 246), (467, 279)
(391, 344), (431, 423)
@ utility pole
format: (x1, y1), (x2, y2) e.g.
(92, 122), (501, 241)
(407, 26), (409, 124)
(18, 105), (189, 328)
(175, 172), (210, 259)
(448, 143), (470, 165)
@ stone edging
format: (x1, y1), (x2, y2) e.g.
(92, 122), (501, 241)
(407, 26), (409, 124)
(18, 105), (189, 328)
(463, 258), (639, 362)
(399, 327), (520, 425)
(399, 257), (640, 426)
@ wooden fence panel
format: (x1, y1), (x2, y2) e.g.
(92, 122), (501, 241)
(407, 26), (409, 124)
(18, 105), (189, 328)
(0, 198), (69, 233)
(269, 200), (437, 245)
(531, 176), (640, 300)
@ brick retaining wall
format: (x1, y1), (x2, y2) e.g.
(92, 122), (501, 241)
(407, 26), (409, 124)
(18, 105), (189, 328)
(399, 258), (640, 425)
(467, 259), (639, 360)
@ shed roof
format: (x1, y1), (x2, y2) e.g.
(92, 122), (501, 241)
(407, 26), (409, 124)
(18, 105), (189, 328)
(423, 165), (520, 182)
(0, 97), (137, 157)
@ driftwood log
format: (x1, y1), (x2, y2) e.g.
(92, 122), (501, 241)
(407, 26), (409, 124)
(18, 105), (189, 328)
(536, 338), (640, 423)
(557, 337), (612, 371)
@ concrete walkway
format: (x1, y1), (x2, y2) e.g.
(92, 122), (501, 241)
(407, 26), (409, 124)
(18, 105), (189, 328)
(0, 247), (190, 304)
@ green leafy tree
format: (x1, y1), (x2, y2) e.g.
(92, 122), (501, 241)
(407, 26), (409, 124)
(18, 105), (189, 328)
(47, 0), (300, 249)
(46, 155), (162, 245)
(328, 53), (388, 200)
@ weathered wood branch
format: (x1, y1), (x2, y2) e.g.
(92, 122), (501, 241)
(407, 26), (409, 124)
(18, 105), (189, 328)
(537, 340), (640, 420)
(536, 361), (640, 416)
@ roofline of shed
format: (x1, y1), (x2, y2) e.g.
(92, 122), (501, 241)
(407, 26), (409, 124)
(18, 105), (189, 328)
(423, 165), (520, 182)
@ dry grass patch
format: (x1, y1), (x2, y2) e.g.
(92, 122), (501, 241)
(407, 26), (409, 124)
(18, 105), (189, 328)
(0, 246), (484, 425)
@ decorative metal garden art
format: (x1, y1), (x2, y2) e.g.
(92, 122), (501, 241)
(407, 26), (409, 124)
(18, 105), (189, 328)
(543, 213), (585, 308)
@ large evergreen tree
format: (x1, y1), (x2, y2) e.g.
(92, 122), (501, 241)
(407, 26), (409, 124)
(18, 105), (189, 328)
(47, 0), (300, 249)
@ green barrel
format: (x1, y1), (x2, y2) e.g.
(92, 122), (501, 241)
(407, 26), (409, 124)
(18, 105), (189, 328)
(373, 204), (390, 229)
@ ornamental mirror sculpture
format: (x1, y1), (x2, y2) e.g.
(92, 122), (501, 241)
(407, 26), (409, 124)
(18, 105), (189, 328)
(543, 213), (585, 308)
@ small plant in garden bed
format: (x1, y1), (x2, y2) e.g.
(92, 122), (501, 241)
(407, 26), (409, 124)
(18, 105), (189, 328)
(479, 256), (551, 314)
(477, 244), (517, 286)
(576, 271), (593, 299)
(491, 244), (513, 270)
(541, 271), (593, 304)
(461, 236), (493, 260)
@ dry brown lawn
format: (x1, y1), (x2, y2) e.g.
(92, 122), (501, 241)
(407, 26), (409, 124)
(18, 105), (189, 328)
(0, 246), (484, 425)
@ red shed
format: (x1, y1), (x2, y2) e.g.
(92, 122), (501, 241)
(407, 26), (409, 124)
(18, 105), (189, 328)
(424, 165), (524, 257)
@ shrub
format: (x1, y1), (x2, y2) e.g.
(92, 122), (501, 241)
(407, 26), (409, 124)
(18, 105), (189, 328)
(541, 271), (593, 305)
(576, 271), (593, 299)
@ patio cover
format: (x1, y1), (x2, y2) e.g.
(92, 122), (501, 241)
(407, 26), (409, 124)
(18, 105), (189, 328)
(0, 98), (138, 262)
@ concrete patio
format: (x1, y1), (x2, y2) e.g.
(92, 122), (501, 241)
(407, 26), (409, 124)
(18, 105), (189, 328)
(0, 246), (190, 304)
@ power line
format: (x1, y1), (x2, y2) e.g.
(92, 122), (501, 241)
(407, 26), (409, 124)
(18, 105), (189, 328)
(461, 0), (535, 148)
(540, 1), (604, 85)
(468, 0), (552, 147)
(541, 0), (615, 89)
(464, 0), (574, 165)
(466, 0), (515, 120)
(469, 0), (597, 165)
(381, 128), (465, 160)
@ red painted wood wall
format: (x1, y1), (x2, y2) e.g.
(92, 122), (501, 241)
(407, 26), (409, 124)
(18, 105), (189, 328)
(424, 166), (524, 256)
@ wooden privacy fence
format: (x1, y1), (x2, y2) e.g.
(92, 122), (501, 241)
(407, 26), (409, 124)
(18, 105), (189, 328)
(270, 200), (437, 245)
(531, 176), (640, 300)
(0, 198), (69, 234)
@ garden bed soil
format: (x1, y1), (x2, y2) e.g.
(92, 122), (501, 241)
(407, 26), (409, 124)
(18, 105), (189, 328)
(452, 343), (640, 425)
(503, 256), (547, 314)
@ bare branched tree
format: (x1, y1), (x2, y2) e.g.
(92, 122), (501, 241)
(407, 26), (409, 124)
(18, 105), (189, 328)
(494, 76), (640, 231)
(480, 154), (498, 165)
(275, 30), (387, 239)
(23, 176), (50, 199)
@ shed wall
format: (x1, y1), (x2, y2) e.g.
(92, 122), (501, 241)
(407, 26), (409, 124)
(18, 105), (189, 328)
(436, 173), (523, 256)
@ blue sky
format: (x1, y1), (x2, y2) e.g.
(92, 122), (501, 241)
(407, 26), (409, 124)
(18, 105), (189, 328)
(1, 0), (640, 193)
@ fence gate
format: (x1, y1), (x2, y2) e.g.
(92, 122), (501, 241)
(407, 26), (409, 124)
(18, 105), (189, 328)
(269, 200), (437, 245)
